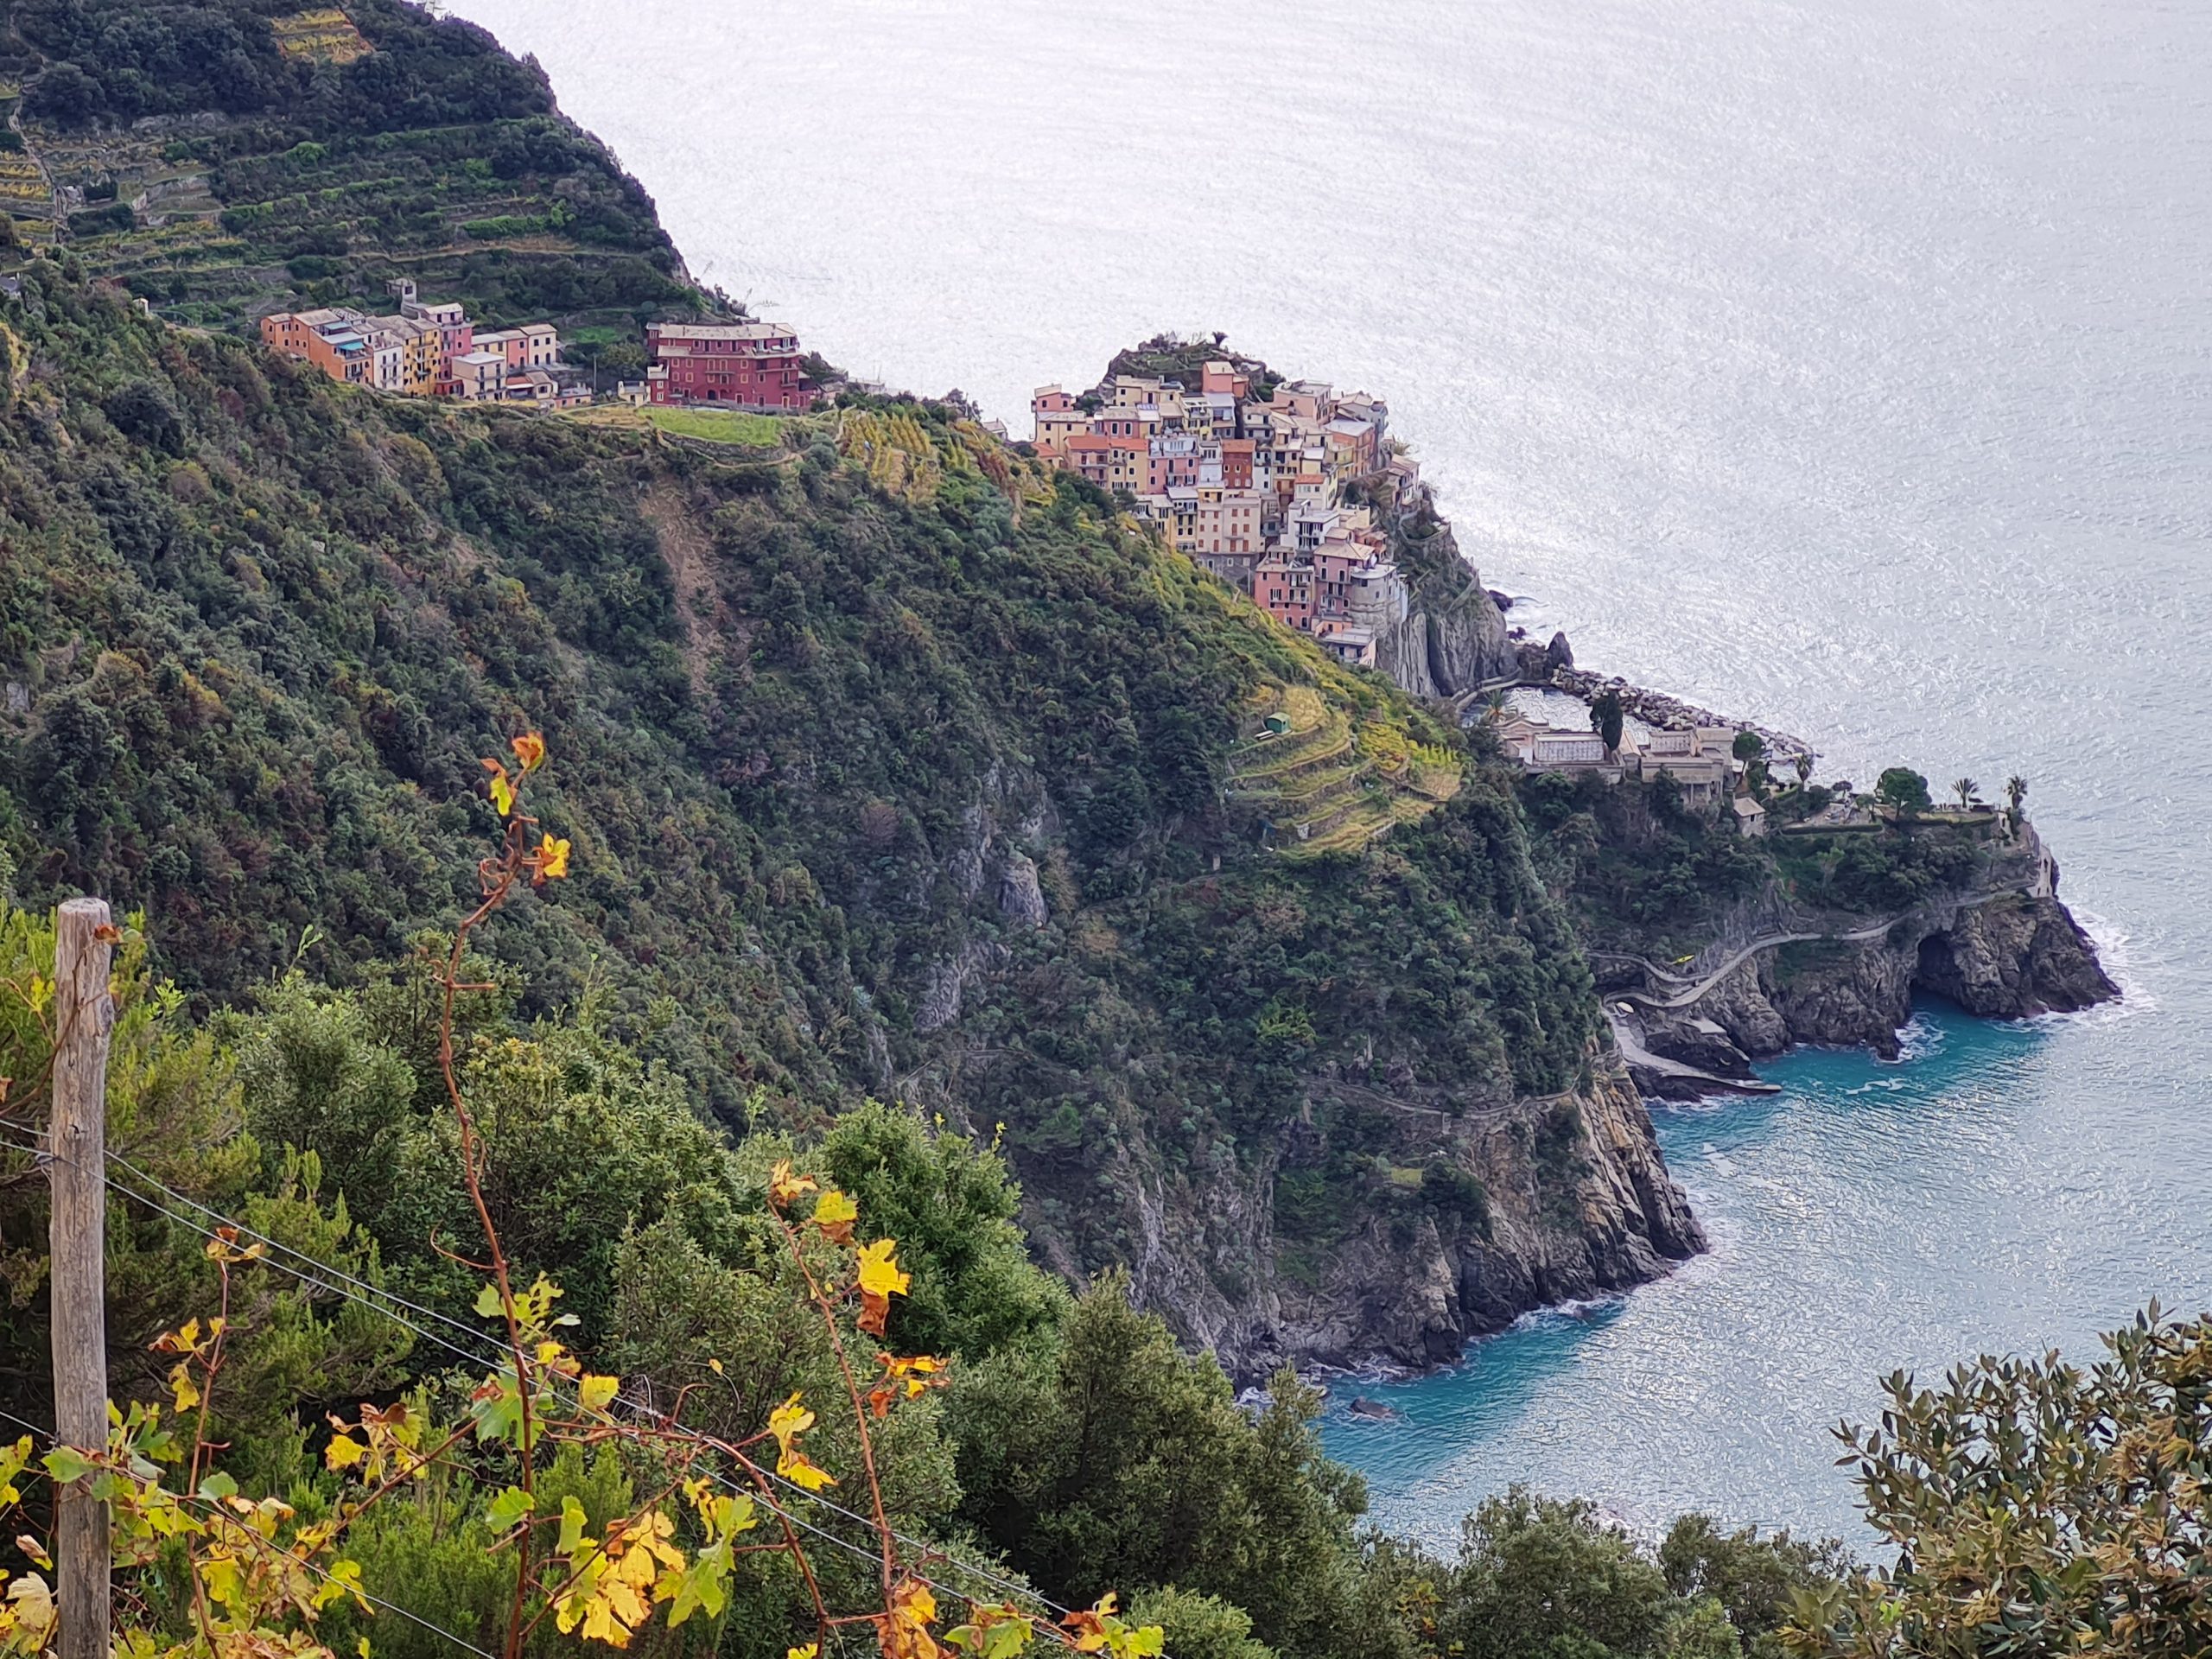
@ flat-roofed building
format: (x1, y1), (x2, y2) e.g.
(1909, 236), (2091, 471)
(645, 321), (817, 409)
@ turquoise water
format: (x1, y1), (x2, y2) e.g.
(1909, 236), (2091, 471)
(1319, 996), (2190, 1544)
(450, 0), (2212, 1545)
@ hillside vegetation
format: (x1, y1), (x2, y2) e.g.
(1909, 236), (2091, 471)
(0, 266), (1608, 1361)
(0, 0), (690, 332)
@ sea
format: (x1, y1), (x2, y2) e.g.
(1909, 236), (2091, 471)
(448, 0), (2212, 1545)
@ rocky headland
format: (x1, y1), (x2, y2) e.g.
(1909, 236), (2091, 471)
(1598, 822), (2116, 1097)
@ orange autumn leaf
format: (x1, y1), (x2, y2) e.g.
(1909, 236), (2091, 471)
(1060, 1595), (1118, 1654)
(511, 732), (547, 772)
(877, 1578), (938, 1659)
(869, 1352), (948, 1415)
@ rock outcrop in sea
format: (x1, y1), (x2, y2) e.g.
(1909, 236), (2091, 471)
(1103, 1062), (1703, 1381)
(1606, 824), (2117, 1093)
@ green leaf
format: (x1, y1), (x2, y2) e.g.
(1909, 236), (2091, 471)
(40, 1447), (94, 1485)
(556, 1496), (588, 1556)
(467, 1376), (524, 1448)
(485, 1486), (534, 1534)
(474, 1284), (505, 1319)
(196, 1471), (239, 1502)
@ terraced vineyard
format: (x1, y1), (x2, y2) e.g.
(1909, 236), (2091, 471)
(1229, 685), (1463, 860)
(269, 6), (372, 63)
(6, 0), (696, 334)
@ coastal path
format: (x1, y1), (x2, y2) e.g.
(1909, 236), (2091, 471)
(1605, 890), (2004, 1013)
(1611, 916), (1904, 1011)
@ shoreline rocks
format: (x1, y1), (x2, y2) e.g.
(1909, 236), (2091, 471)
(1537, 662), (1814, 758)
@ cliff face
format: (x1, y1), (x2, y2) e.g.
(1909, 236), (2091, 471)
(1621, 829), (2117, 1077)
(1374, 498), (1520, 700)
(1084, 1064), (1701, 1381)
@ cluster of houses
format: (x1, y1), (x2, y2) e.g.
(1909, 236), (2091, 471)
(259, 280), (587, 408)
(1492, 712), (1768, 834)
(258, 289), (828, 420)
(1030, 362), (1417, 669)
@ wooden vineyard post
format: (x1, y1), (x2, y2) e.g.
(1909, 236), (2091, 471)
(48, 896), (113, 1659)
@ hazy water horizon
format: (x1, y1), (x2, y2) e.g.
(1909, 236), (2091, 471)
(450, 0), (2212, 1541)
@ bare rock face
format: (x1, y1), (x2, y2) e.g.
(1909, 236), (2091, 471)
(1916, 894), (2117, 1016)
(1655, 843), (2116, 1068)
(1136, 1066), (1706, 1382)
(1761, 934), (1921, 1059)
(1373, 504), (1519, 699)
(996, 851), (1049, 930)
(1643, 1017), (1755, 1079)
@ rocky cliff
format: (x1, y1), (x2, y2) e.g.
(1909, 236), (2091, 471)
(1374, 493), (1520, 699)
(1616, 826), (2116, 1084)
(1079, 1062), (1702, 1381)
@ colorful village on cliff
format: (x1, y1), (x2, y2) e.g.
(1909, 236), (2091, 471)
(252, 295), (1772, 817)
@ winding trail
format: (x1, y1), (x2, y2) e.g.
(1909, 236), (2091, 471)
(1607, 890), (2004, 1014)
(1610, 914), (1906, 1010)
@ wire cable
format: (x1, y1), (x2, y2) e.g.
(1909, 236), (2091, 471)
(0, 1403), (501, 1659)
(95, 1153), (1076, 1615)
(3, 1134), (1113, 1644)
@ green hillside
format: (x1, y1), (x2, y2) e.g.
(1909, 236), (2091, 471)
(0, 269), (1608, 1317)
(0, 0), (691, 333)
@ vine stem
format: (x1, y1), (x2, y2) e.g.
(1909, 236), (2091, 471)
(181, 1258), (232, 1652)
(774, 1211), (898, 1600)
(437, 808), (537, 1659)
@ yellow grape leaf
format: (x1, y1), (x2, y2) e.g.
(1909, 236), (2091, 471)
(766, 1394), (815, 1454)
(1060, 1595), (1118, 1655)
(315, 1559), (369, 1612)
(511, 733), (546, 772)
(880, 1578), (939, 1659)
(578, 1374), (620, 1413)
(486, 764), (515, 817)
(855, 1238), (909, 1336)
(810, 1189), (858, 1243)
(775, 1450), (836, 1492)
(5, 1573), (55, 1640)
(325, 1432), (365, 1472)
(532, 834), (571, 884)
(168, 1363), (200, 1414)
(855, 1240), (909, 1300)
(788, 1647), (819, 1659)
(767, 1160), (817, 1208)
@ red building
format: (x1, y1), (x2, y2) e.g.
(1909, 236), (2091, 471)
(645, 321), (817, 410)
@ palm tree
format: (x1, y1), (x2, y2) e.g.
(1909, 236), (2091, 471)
(1953, 776), (1980, 810)
(2006, 775), (2028, 814)
(1482, 689), (1510, 726)
(1794, 752), (1815, 786)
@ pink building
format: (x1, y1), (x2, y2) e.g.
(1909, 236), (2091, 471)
(1201, 359), (1251, 400)
(1254, 556), (1315, 631)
